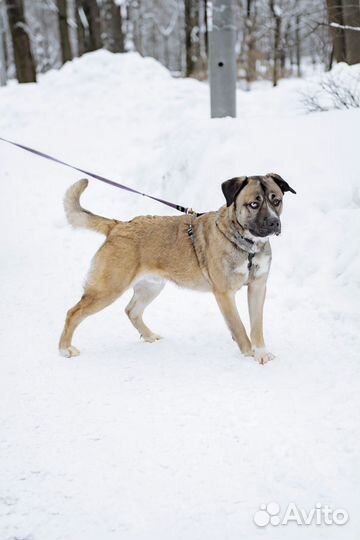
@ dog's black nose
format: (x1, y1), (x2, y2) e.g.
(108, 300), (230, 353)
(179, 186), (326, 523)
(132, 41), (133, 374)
(265, 217), (281, 232)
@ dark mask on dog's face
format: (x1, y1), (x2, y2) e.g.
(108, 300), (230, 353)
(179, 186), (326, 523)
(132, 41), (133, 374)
(221, 174), (296, 238)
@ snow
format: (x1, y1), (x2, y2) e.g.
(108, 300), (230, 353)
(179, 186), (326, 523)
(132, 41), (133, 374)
(273, 4), (282, 17)
(0, 50), (359, 540)
(330, 22), (360, 33)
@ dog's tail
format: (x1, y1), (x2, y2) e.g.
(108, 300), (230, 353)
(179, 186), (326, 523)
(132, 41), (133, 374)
(64, 179), (118, 236)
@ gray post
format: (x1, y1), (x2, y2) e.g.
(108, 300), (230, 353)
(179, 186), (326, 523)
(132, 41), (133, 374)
(208, 0), (236, 118)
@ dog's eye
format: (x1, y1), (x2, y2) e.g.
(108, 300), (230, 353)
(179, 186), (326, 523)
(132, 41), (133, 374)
(273, 199), (281, 206)
(249, 202), (259, 209)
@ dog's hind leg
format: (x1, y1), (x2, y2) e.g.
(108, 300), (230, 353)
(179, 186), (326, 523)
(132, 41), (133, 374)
(125, 277), (165, 342)
(59, 241), (137, 357)
(59, 288), (125, 357)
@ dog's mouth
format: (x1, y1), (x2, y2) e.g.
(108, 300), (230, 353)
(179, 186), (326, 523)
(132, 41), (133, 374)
(249, 228), (280, 238)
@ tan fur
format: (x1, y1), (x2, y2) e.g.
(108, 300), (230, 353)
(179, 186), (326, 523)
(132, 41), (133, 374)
(59, 176), (287, 363)
(64, 179), (119, 236)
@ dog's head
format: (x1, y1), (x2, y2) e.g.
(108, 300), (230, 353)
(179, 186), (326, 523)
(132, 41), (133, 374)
(221, 173), (296, 238)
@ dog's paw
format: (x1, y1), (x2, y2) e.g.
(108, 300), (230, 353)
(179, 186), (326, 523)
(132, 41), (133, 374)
(59, 345), (80, 358)
(141, 333), (162, 343)
(253, 347), (274, 365)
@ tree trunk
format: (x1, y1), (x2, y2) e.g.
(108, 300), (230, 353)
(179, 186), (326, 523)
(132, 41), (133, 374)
(76, 0), (86, 56)
(273, 15), (280, 86)
(130, 0), (142, 55)
(342, 0), (360, 65)
(269, 1), (281, 87)
(245, 0), (256, 84)
(112, 3), (124, 52)
(295, 14), (301, 77)
(57, 0), (73, 64)
(86, 0), (101, 51)
(326, 0), (346, 63)
(5, 0), (36, 83)
(77, 0), (101, 52)
(328, 45), (334, 70)
(204, 0), (208, 56)
(192, 1), (200, 69)
(101, 0), (124, 53)
(164, 34), (169, 68)
(184, 0), (193, 76)
(0, 9), (7, 86)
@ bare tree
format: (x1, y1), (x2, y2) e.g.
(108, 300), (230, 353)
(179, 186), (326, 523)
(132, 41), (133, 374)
(112, 1), (124, 52)
(100, 0), (124, 52)
(76, 0), (101, 53)
(5, 0), (36, 82)
(57, 0), (73, 63)
(326, 0), (346, 62)
(245, 0), (257, 84)
(184, 0), (194, 76)
(129, 0), (143, 55)
(203, 0), (208, 55)
(75, 0), (85, 55)
(295, 13), (301, 76)
(342, 0), (360, 64)
(24, 1), (61, 73)
(0, 2), (7, 85)
(269, 0), (282, 86)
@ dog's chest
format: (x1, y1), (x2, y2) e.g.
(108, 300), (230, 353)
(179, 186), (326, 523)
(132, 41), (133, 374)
(251, 252), (271, 278)
(230, 251), (271, 285)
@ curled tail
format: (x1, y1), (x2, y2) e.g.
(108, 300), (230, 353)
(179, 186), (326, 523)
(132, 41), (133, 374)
(64, 179), (118, 236)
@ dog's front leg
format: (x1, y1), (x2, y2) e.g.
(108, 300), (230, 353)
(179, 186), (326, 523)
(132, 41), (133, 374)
(247, 277), (274, 364)
(214, 291), (252, 356)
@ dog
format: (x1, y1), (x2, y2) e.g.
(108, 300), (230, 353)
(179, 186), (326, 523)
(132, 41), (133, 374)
(59, 174), (296, 364)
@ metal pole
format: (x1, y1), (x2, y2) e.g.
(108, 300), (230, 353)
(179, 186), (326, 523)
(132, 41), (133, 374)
(208, 0), (236, 118)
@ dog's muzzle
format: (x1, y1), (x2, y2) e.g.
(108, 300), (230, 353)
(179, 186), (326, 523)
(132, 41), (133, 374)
(250, 217), (281, 237)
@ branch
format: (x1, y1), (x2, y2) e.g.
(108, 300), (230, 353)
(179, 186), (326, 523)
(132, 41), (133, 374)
(142, 2), (179, 38)
(330, 21), (360, 33)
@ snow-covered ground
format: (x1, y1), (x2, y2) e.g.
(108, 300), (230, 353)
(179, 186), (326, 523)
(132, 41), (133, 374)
(1, 51), (359, 540)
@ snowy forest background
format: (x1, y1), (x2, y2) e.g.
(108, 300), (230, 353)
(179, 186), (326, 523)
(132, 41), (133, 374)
(1, 0), (360, 88)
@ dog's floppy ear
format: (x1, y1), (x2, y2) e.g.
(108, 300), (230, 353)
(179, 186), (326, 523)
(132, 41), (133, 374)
(221, 176), (248, 207)
(267, 173), (296, 194)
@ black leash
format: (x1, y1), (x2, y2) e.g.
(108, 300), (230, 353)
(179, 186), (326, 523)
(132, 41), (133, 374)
(0, 136), (197, 215)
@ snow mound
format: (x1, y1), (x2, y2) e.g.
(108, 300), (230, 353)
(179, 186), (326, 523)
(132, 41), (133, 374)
(56, 49), (172, 82)
(301, 61), (360, 112)
(331, 61), (360, 81)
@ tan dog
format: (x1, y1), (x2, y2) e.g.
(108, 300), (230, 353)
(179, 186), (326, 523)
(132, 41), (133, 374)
(59, 174), (296, 363)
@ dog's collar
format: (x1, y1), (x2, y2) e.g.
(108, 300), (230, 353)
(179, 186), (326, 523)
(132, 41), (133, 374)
(189, 219), (257, 271)
(233, 228), (255, 250)
(215, 221), (257, 254)
(215, 222), (258, 269)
